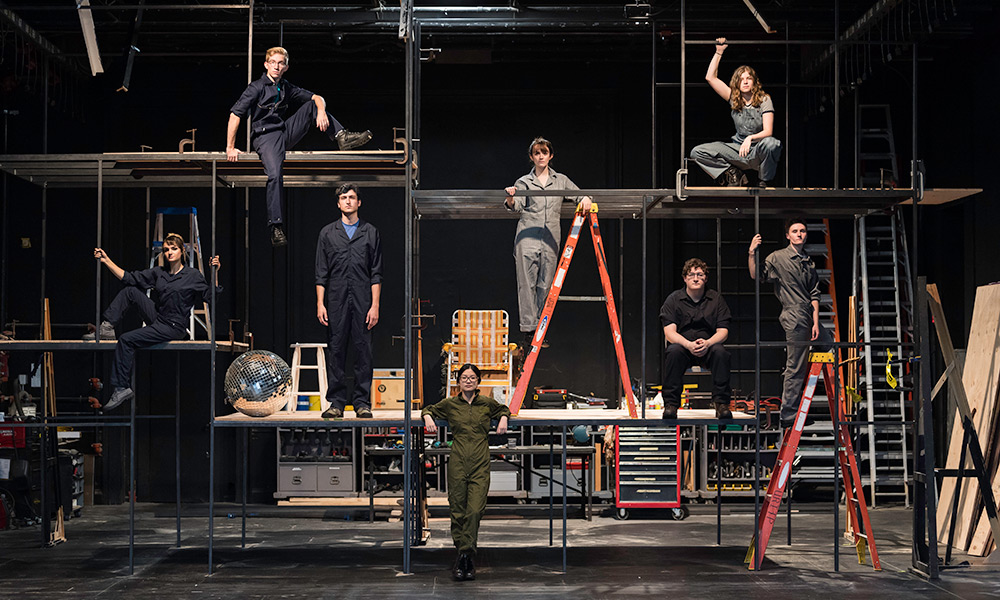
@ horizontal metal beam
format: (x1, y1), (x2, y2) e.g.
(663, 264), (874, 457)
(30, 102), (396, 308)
(0, 340), (246, 351)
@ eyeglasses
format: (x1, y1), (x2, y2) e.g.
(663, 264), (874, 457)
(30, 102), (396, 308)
(685, 272), (706, 279)
(458, 375), (478, 382)
(266, 60), (287, 67)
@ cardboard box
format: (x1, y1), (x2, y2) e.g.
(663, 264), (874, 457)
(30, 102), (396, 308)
(372, 369), (420, 410)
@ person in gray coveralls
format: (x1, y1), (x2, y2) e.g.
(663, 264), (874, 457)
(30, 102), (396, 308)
(503, 137), (591, 346)
(690, 37), (782, 188)
(748, 217), (833, 429)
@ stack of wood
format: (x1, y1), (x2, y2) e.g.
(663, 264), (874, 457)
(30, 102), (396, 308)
(935, 283), (1000, 557)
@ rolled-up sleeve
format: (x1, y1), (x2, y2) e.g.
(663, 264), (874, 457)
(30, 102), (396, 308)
(809, 273), (821, 303)
(561, 176), (583, 203)
(230, 82), (258, 118)
(505, 179), (529, 212)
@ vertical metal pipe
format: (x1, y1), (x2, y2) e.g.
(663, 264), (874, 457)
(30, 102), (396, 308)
(42, 58), (48, 153)
(129, 370), (136, 575)
(679, 0), (686, 165)
(833, 365), (841, 571)
(853, 89), (859, 187)
(785, 23), (790, 188)
(41, 185), (47, 333)
(176, 357), (181, 547)
(716, 429), (722, 544)
(651, 23), (656, 186)
(95, 161), (103, 341)
(912, 44), (918, 189)
(833, 0), (840, 189)
(40, 408), (48, 546)
(1, 111), (10, 330)
(243, 2), (253, 334)
(242, 428), (248, 548)
(246, 0), (254, 152)
(641, 197), (648, 418)
(244, 190), (250, 334)
(716, 218), (721, 290)
(753, 194), (761, 569)
(145, 189), (151, 265)
(549, 428), (554, 545)
(208, 159), (218, 574)
(561, 426), (568, 573)
(619, 218), (625, 399)
(917, 277), (939, 578)
(402, 1), (415, 574)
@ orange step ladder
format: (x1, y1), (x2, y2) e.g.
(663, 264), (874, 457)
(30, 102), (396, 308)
(745, 351), (880, 571)
(508, 205), (638, 417)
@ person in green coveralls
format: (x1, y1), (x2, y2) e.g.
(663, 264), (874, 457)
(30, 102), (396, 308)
(422, 363), (511, 581)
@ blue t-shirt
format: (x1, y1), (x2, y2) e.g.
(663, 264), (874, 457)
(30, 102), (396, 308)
(344, 221), (358, 239)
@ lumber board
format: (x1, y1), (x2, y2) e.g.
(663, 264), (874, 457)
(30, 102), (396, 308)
(935, 283), (1000, 550)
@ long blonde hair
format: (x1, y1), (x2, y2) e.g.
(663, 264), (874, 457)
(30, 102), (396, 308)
(728, 65), (768, 112)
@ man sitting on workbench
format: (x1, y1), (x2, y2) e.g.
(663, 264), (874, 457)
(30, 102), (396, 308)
(659, 258), (733, 420)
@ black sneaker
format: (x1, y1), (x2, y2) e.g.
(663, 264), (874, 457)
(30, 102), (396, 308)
(322, 406), (343, 419)
(662, 405), (679, 420)
(270, 224), (288, 247)
(336, 129), (373, 151)
(758, 180), (770, 188)
(355, 406), (373, 419)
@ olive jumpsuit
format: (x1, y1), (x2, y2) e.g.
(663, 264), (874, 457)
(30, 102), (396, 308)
(422, 394), (511, 554)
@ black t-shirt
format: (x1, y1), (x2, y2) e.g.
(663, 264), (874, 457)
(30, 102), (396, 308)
(659, 288), (732, 342)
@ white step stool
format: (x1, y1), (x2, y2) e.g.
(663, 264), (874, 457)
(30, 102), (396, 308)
(287, 343), (329, 412)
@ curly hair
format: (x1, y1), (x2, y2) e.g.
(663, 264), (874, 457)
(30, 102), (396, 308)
(682, 257), (709, 278)
(728, 65), (768, 112)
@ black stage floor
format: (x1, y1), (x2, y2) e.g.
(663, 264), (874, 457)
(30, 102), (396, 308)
(1, 503), (997, 599)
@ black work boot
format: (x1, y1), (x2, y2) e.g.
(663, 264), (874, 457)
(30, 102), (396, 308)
(270, 224), (288, 247)
(715, 402), (733, 419)
(452, 552), (467, 581)
(336, 129), (373, 151)
(662, 405), (679, 420)
(464, 553), (476, 580)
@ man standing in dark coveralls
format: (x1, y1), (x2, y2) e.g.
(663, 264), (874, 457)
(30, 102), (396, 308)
(659, 258), (734, 420)
(748, 217), (833, 429)
(226, 46), (372, 247)
(315, 183), (382, 419)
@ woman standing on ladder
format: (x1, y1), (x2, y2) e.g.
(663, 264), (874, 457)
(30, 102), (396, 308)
(503, 137), (591, 348)
(85, 233), (222, 410)
(422, 363), (510, 581)
(690, 37), (782, 188)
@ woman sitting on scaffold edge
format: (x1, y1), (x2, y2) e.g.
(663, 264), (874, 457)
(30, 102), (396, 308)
(690, 37), (782, 188)
(84, 233), (222, 411)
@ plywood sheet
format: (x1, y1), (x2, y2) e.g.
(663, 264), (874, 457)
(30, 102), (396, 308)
(935, 283), (1000, 549)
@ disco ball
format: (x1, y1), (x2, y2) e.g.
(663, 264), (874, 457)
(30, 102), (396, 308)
(224, 350), (292, 417)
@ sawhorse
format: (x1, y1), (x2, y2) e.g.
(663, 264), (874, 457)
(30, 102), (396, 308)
(746, 351), (881, 571)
